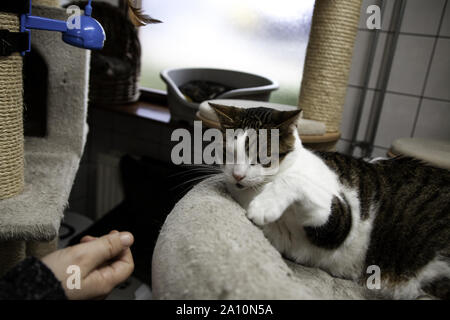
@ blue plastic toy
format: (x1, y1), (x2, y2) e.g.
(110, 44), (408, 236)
(20, 0), (105, 54)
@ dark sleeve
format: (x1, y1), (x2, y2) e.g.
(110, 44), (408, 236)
(0, 256), (67, 300)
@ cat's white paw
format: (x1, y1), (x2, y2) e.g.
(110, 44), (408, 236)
(247, 199), (281, 226)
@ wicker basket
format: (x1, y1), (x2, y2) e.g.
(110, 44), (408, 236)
(68, 1), (142, 105)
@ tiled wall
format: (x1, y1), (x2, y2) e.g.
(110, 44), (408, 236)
(339, 0), (450, 157)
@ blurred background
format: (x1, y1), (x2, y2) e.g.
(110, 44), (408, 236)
(139, 0), (315, 106)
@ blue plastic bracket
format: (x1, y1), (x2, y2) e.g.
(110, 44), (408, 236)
(20, 0), (104, 55)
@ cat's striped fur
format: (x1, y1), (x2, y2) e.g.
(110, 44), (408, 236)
(210, 103), (450, 300)
(316, 153), (450, 299)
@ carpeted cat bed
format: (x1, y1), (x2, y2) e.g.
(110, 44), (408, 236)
(152, 178), (367, 300)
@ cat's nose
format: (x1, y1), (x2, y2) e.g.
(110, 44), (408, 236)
(232, 173), (245, 182)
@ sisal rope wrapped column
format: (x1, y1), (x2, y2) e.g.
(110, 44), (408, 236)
(298, 0), (362, 133)
(0, 13), (24, 200)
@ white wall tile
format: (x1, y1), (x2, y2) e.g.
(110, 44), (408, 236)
(359, 0), (395, 31)
(371, 146), (389, 158)
(374, 93), (420, 148)
(400, 0), (446, 35)
(341, 87), (362, 139)
(356, 90), (376, 140)
(341, 87), (375, 141)
(381, 0), (396, 31)
(349, 31), (389, 88)
(349, 31), (372, 87)
(440, 2), (450, 37)
(367, 33), (390, 89)
(424, 38), (450, 101)
(352, 147), (364, 158)
(337, 139), (351, 155)
(387, 35), (434, 95)
(414, 98), (450, 140)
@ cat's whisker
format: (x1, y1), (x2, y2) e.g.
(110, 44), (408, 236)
(175, 173), (225, 196)
(169, 166), (222, 178)
(179, 163), (221, 170)
(170, 173), (221, 192)
(169, 169), (219, 179)
(173, 166), (219, 173)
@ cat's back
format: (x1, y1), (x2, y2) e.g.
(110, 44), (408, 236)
(317, 152), (450, 298)
(316, 151), (450, 203)
(316, 151), (449, 230)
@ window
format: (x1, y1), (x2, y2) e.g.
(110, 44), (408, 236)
(140, 0), (315, 106)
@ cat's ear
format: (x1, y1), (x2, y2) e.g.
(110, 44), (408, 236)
(274, 109), (302, 131)
(209, 102), (238, 129)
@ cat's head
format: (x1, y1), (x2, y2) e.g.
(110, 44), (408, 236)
(209, 102), (301, 190)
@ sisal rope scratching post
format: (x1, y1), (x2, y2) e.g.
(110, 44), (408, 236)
(0, 13), (24, 200)
(298, 0), (362, 133)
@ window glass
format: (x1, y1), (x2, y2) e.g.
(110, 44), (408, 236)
(140, 0), (315, 106)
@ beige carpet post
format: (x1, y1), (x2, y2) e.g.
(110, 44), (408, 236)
(33, 0), (60, 7)
(19, 1), (62, 258)
(0, 241), (26, 277)
(0, 13), (24, 200)
(298, 0), (362, 133)
(26, 239), (59, 259)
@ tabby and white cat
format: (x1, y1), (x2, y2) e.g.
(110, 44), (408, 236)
(209, 102), (450, 300)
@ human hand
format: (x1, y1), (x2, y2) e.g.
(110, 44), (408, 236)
(41, 230), (134, 300)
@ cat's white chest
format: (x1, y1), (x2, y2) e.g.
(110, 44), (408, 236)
(226, 182), (265, 210)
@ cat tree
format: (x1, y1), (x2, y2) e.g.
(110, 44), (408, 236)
(0, 1), (90, 275)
